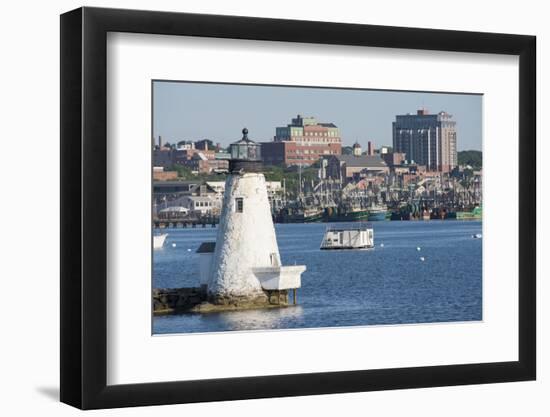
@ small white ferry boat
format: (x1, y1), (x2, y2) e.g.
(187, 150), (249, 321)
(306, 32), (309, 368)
(153, 233), (168, 249)
(320, 223), (374, 250)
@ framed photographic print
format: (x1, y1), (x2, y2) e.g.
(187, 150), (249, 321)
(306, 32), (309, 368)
(60, 6), (536, 409)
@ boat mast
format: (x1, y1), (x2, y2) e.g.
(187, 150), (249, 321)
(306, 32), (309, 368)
(298, 163), (302, 200)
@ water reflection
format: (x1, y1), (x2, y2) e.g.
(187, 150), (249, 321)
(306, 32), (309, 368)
(218, 305), (304, 331)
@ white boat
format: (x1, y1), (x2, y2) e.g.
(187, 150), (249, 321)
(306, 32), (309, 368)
(153, 233), (168, 249)
(320, 223), (374, 250)
(472, 233), (482, 239)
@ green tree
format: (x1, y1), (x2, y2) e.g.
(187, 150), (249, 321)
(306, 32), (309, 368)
(458, 150), (482, 169)
(171, 164), (193, 179)
(342, 146), (353, 155)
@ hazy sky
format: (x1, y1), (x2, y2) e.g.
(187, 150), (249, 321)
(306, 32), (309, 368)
(153, 81), (482, 151)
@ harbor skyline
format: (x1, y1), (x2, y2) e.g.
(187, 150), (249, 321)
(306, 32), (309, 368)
(153, 81), (483, 151)
(152, 84), (483, 334)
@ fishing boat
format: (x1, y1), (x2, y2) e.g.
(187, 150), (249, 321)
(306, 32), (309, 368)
(320, 223), (374, 250)
(324, 206), (369, 222)
(456, 206), (482, 220)
(367, 204), (388, 221)
(279, 207), (324, 223)
(153, 233), (168, 249)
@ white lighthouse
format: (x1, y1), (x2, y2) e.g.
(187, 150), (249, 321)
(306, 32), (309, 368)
(205, 128), (305, 307)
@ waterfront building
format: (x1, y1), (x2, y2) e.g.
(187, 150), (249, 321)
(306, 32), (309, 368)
(176, 140), (195, 151)
(152, 166), (178, 181)
(181, 195), (220, 215)
(152, 148), (176, 168)
(261, 114), (342, 166)
(206, 128), (305, 305)
(153, 180), (223, 215)
(392, 108), (457, 172)
(321, 154), (389, 181)
(204, 180), (282, 198)
(184, 152), (229, 174)
(154, 136), (224, 172)
(153, 180), (201, 196)
(157, 206), (189, 220)
(194, 139), (213, 151)
(381, 152), (407, 168)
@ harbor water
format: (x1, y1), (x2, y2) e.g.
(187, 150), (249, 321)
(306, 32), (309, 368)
(153, 221), (482, 334)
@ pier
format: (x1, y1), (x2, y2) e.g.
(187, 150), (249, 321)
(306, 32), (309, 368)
(153, 216), (219, 229)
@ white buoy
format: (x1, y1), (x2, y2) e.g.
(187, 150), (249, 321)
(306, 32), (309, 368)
(380, 243), (384, 248)
(420, 256), (425, 261)
(187, 248), (191, 252)
(171, 243), (176, 247)
(416, 247), (421, 251)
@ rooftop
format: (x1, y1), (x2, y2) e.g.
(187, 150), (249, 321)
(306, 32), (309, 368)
(326, 223), (373, 232)
(334, 154), (388, 168)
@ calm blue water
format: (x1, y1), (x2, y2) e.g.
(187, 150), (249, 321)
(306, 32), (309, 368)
(153, 221), (482, 334)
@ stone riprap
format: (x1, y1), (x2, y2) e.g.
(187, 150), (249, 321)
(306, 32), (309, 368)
(153, 287), (293, 315)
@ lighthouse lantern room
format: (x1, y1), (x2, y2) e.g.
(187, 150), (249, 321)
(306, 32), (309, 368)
(228, 128), (263, 173)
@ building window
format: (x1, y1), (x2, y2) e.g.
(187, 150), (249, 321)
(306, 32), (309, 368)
(235, 197), (244, 213)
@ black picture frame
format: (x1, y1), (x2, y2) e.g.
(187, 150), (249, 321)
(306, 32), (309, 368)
(60, 6), (536, 410)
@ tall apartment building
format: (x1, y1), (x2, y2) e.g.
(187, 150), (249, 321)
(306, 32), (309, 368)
(262, 114), (342, 166)
(392, 109), (457, 172)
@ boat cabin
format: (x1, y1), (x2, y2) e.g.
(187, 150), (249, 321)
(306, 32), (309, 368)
(320, 223), (374, 250)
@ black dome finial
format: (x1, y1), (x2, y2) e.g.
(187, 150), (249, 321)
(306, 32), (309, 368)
(242, 127), (249, 139)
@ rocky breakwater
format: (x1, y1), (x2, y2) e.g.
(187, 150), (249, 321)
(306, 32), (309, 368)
(153, 287), (293, 315)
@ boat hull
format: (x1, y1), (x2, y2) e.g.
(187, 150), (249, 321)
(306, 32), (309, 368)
(367, 211), (387, 221)
(320, 245), (374, 250)
(278, 209), (324, 223)
(456, 206), (482, 221)
(324, 210), (369, 222)
(153, 233), (167, 249)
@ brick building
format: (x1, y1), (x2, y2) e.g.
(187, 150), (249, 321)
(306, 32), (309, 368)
(185, 153), (229, 174)
(261, 114), (342, 166)
(381, 152), (406, 168)
(153, 146), (225, 174)
(152, 167), (178, 181)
